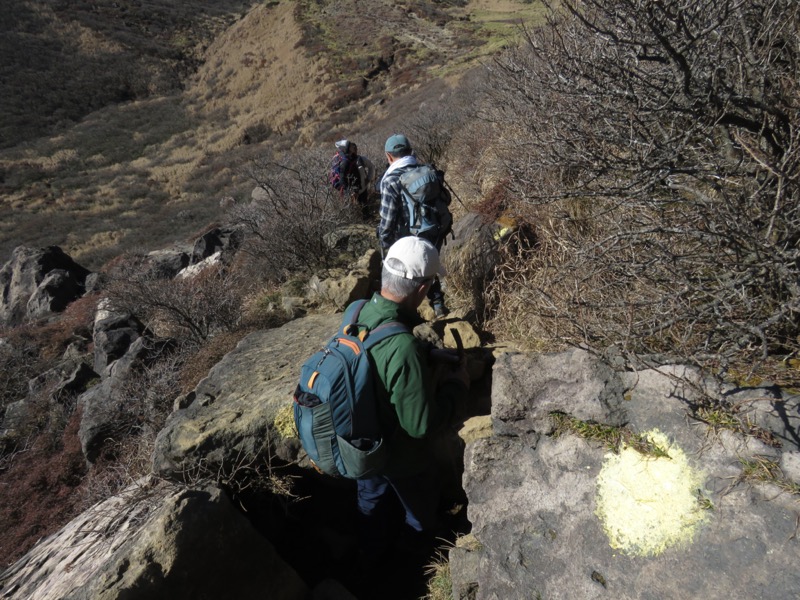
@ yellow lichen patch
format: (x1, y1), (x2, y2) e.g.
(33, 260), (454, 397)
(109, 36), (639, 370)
(595, 429), (707, 556)
(273, 402), (297, 439)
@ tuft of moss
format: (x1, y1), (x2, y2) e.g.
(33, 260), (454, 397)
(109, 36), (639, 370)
(694, 403), (780, 448)
(738, 456), (800, 496)
(424, 553), (452, 600)
(549, 412), (670, 458)
(273, 403), (297, 439)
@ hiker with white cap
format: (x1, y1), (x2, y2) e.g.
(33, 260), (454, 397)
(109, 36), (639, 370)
(352, 235), (470, 571)
(377, 133), (453, 318)
(330, 139), (376, 218)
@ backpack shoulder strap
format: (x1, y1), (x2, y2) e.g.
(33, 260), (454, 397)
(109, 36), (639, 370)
(362, 321), (410, 349)
(341, 301), (409, 346)
(341, 299), (369, 331)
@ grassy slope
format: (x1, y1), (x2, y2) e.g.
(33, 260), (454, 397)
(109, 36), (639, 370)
(0, 0), (542, 271)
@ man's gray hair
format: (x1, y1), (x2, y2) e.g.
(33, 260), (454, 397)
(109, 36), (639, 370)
(382, 257), (425, 298)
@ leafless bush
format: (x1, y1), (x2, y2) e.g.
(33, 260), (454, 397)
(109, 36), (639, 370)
(79, 435), (157, 511)
(230, 149), (362, 280)
(117, 342), (186, 439)
(0, 336), (39, 416)
(106, 257), (249, 342)
(80, 341), (187, 505)
(484, 0), (800, 369)
(406, 94), (465, 167)
(179, 444), (300, 511)
(404, 71), (486, 171)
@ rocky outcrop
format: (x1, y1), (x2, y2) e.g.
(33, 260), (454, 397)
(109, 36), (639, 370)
(0, 347), (96, 451)
(92, 301), (147, 378)
(307, 249), (382, 310)
(0, 246), (91, 326)
(0, 478), (308, 600)
(143, 249), (191, 279)
(323, 224), (377, 259)
(152, 313), (342, 480)
(450, 351), (800, 600)
(77, 302), (161, 462)
(190, 226), (243, 265)
(10, 299), (798, 599)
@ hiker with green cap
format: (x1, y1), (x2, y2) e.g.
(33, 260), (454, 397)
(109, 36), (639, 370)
(377, 133), (452, 317)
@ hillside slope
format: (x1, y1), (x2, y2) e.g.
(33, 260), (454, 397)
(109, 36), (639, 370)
(0, 0), (540, 270)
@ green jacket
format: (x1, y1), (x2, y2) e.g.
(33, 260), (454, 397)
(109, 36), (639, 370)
(356, 293), (461, 477)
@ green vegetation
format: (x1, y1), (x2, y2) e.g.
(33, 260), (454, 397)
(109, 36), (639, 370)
(739, 457), (800, 496)
(694, 403), (780, 448)
(696, 489), (715, 511)
(424, 553), (453, 600)
(550, 412), (671, 458)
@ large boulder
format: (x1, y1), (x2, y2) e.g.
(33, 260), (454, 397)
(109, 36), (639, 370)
(490, 349), (628, 438)
(450, 351), (800, 599)
(76, 340), (148, 463)
(190, 226), (243, 265)
(0, 479), (308, 600)
(92, 301), (147, 378)
(143, 248), (191, 279)
(78, 302), (162, 462)
(0, 246), (91, 326)
(440, 213), (516, 316)
(307, 249), (382, 310)
(25, 269), (82, 319)
(152, 313), (341, 480)
(323, 224), (377, 258)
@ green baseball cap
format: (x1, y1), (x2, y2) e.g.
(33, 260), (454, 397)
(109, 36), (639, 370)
(384, 134), (411, 154)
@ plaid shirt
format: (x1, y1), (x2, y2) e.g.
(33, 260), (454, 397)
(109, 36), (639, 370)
(377, 155), (417, 249)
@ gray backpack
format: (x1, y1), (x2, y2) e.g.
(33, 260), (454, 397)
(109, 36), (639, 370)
(398, 164), (453, 245)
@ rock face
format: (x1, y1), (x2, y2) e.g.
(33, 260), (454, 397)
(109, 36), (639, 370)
(0, 246), (91, 325)
(92, 302), (147, 377)
(307, 248), (382, 310)
(440, 212), (511, 316)
(152, 313), (341, 480)
(0, 478), (308, 600)
(450, 350), (800, 600)
(7, 305), (799, 599)
(144, 249), (191, 279)
(77, 302), (159, 462)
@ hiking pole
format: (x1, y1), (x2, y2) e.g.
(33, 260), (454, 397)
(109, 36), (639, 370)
(443, 179), (468, 211)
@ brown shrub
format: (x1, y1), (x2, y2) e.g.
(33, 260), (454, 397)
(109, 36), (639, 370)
(481, 0), (800, 367)
(106, 259), (249, 342)
(0, 409), (87, 567)
(231, 149), (362, 281)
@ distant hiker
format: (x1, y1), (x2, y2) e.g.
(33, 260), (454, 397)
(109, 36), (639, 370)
(351, 236), (470, 571)
(329, 139), (360, 195)
(377, 134), (454, 318)
(329, 139), (376, 218)
(350, 142), (376, 216)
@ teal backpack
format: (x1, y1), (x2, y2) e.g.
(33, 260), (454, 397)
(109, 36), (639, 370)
(293, 300), (408, 478)
(398, 164), (454, 245)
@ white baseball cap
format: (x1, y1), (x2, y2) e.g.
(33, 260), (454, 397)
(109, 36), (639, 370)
(384, 236), (446, 280)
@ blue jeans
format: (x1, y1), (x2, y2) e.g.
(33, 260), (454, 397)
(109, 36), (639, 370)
(356, 469), (439, 556)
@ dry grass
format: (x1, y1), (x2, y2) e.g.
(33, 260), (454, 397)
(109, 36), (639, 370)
(738, 456), (800, 496)
(550, 412), (671, 458)
(0, 0), (541, 270)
